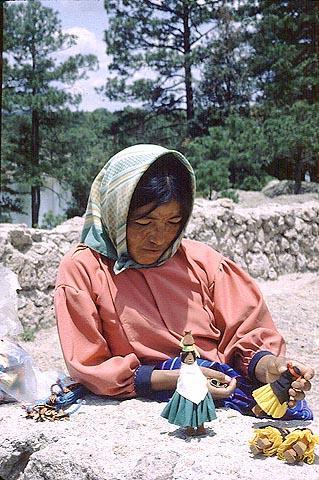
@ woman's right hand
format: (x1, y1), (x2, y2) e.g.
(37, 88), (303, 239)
(201, 367), (237, 399)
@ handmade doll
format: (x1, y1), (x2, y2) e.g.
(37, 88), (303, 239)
(252, 363), (302, 418)
(249, 426), (290, 456)
(249, 426), (319, 464)
(161, 331), (216, 436)
(277, 428), (319, 464)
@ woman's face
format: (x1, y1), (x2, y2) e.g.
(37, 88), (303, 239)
(127, 200), (183, 265)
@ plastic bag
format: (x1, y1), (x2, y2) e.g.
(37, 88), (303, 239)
(0, 265), (23, 337)
(0, 266), (63, 404)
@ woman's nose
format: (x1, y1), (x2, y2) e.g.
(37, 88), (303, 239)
(149, 226), (165, 245)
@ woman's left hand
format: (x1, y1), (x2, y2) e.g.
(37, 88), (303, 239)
(200, 367), (237, 400)
(255, 355), (314, 407)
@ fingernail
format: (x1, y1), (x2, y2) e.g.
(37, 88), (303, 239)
(225, 375), (231, 382)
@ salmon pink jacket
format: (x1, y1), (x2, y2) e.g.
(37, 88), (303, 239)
(54, 239), (286, 398)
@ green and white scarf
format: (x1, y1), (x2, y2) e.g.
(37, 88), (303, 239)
(81, 144), (196, 274)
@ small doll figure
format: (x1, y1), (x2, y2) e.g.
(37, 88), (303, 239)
(161, 331), (216, 436)
(277, 428), (319, 464)
(249, 426), (319, 464)
(252, 363), (302, 418)
(249, 426), (290, 456)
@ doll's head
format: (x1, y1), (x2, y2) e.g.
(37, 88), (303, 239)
(181, 350), (197, 365)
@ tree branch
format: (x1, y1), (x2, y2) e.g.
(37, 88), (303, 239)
(190, 25), (216, 47)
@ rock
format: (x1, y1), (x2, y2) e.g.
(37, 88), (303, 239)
(246, 252), (270, 278)
(262, 179), (319, 197)
(9, 229), (33, 251)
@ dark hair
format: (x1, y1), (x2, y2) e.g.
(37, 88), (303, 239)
(128, 154), (193, 225)
(180, 350), (197, 362)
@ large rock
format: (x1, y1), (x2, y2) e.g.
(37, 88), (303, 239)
(0, 399), (318, 480)
(262, 179), (319, 197)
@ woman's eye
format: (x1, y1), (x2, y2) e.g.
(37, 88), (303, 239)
(135, 220), (151, 226)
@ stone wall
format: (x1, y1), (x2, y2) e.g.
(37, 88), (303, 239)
(0, 200), (318, 329)
(188, 199), (319, 279)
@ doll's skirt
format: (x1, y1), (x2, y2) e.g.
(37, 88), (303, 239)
(161, 391), (216, 428)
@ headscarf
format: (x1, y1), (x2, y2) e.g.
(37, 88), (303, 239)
(81, 144), (196, 274)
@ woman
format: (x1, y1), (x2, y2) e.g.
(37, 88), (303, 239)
(54, 144), (314, 419)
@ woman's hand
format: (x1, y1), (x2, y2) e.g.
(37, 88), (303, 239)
(151, 367), (237, 399)
(254, 355), (314, 407)
(201, 367), (237, 400)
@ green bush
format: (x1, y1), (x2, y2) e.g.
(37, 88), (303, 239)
(239, 175), (263, 191)
(19, 326), (37, 342)
(41, 210), (67, 230)
(219, 189), (239, 203)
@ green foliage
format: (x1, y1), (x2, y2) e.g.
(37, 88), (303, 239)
(239, 176), (263, 191)
(186, 112), (273, 194)
(219, 189), (239, 203)
(197, 4), (252, 125)
(19, 326), (37, 342)
(196, 160), (230, 200)
(40, 210), (67, 230)
(101, 0), (226, 124)
(244, 1), (319, 106)
(263, 102), (319, 192)
(3, 0), (98, 225)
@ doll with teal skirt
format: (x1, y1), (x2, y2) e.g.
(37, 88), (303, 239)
(161, 331), (217, 436)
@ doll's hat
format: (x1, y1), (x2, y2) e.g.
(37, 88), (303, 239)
(180, 331), (200, 357)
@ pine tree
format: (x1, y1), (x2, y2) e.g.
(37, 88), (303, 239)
(3, 0), (98, 226)
(242, 0), (319, 190)
(198, 4), (252, 126)
(101, 0), (225, 131)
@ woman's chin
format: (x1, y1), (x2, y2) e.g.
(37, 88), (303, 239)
(134, 251), (163, 265)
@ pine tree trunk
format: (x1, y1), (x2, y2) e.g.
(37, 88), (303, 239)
(293, 146), (303, 195)
(31, 185), (40, 227)
(182, 2), (194, 124)
(31, 108), (40, 227)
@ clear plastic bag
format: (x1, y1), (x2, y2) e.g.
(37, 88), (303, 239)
(0, 266), (63, 404)
(0, 265), (23, 337)
(0, 338), (38, 403)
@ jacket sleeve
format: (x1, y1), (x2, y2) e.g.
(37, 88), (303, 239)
(211, 257), (286, 377)
(54, 252), (140, 398)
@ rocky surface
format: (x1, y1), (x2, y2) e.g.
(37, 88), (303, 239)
(189, 198), (319, 280)
(0, 272), (317, 480)
(1, 400), (318, 480)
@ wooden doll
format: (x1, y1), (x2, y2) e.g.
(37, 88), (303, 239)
(277, 428), (319, 464)
(249, 426), (290, 456)
(252, 363), (302, 418)
(161, 331), (216, 436)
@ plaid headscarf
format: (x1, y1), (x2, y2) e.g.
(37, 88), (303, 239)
(81, 144), (196, 274)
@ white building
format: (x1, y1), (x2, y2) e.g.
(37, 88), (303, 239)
(10, 175), (73, 227)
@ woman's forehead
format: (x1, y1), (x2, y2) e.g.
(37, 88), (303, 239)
(129, 200), (182, 220)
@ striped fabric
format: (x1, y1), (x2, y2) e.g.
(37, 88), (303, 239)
(81, 144), (196, 274)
